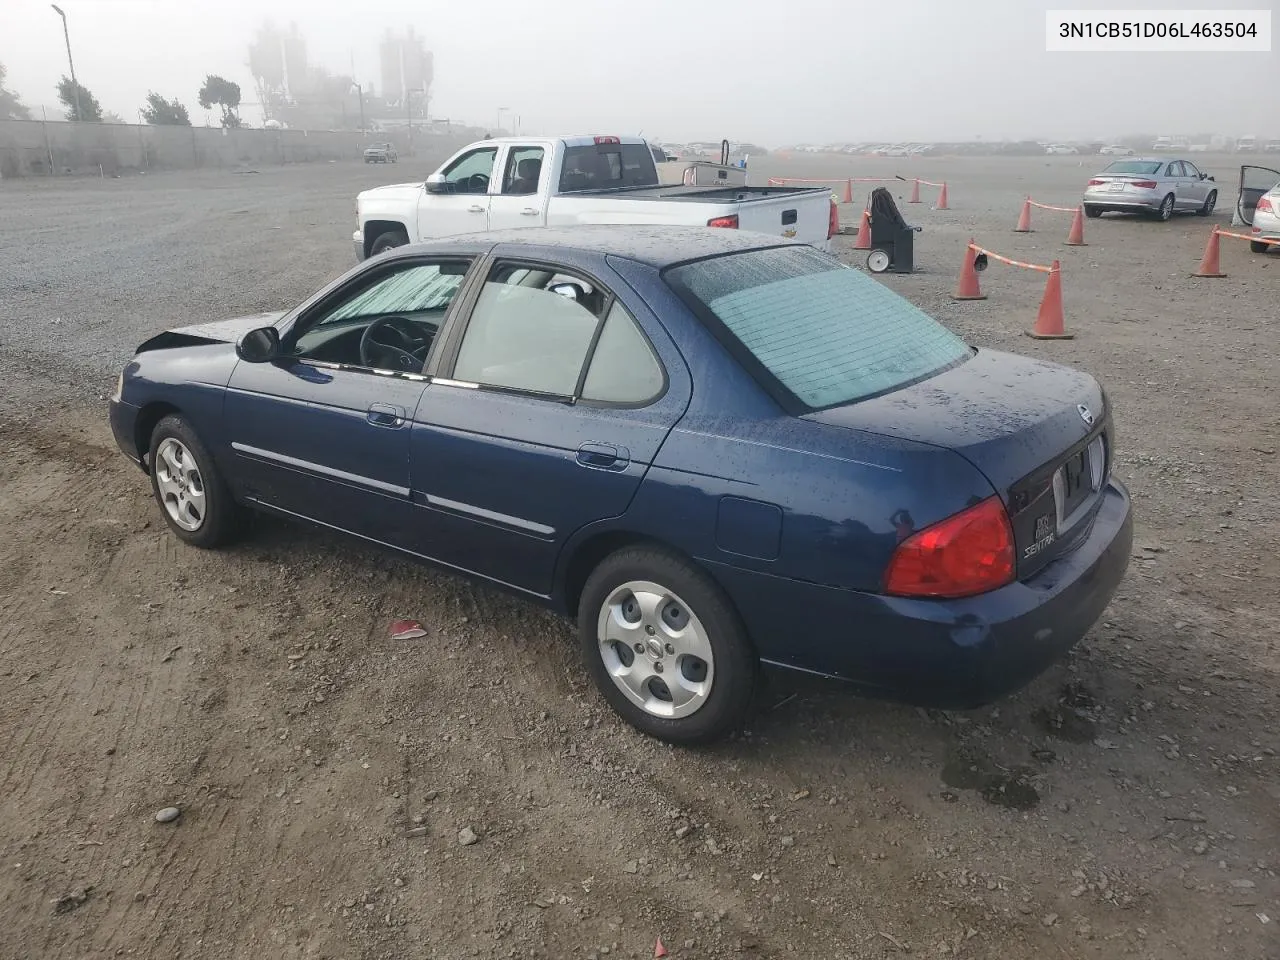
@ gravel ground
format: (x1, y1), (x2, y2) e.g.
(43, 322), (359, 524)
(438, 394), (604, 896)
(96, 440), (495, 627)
(1, 153), (1278, 960)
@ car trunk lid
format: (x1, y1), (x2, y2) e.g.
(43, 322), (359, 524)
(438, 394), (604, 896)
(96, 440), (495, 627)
(804, 348), (1111, 578)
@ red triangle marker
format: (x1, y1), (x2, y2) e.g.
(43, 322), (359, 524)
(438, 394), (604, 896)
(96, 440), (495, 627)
(654, 937), (668, 958)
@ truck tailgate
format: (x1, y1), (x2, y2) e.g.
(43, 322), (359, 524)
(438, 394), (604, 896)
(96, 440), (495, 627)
(733, 190), (832, 247)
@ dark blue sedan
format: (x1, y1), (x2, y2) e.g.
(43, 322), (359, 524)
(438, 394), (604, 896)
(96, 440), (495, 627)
(109, 225), (1133, 744)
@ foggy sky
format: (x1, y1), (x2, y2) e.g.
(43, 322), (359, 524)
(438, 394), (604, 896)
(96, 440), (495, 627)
(4, 0), (1275, 143)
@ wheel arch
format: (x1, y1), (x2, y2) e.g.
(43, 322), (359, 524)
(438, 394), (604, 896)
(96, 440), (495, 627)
(362, 219), (411, 257)
(556, 528), (716, 620)
(134, 401), (182, 472)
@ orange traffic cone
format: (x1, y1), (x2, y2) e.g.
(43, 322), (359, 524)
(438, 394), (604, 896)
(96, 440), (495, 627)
(1014, 197), (1033, 232)
(829, 199), (840, 237)
(842, 178), (853, 204)
(935, 182), (950, 210)
(1191, 226), (1226, 277)
(952, 240), (986, 300)
(908, 178), (921, 203)
(1026, 261), (1073, 339)
(1065, 206), (1086, 245)
(853, 208), (872, 249)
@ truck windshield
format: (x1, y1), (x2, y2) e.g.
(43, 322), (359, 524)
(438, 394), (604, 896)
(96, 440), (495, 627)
(665, 245), (971, 411)
(559, 143), (658, 192)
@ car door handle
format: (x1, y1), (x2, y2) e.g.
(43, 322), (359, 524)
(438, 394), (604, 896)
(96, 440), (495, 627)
(468, 204), (486, 213)
(520, 208), (540, 216)
(367, 403), (406, 428)
(576, 442), (629, 470)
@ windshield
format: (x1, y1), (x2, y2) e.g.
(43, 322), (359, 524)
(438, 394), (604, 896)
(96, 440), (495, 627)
(665, 245), (971, 411)
(1103, 160), (1162, 175)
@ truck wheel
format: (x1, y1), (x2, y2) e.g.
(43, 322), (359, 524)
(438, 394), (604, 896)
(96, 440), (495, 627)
(370, 229), (409, 256)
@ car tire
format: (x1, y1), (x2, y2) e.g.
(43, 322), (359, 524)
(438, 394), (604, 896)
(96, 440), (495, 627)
(578, 546), (757, 746)
(1197, 191), (1217, 216)
(370, 229), (409, 256)
(1155, 194), (1175, 221)
(1084, 205), (1102, 219)
(1252, 240), (1270, 254)
(148, 414), (244, 549)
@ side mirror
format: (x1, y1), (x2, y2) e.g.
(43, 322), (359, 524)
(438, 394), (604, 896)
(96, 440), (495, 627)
(236, 326), (281, 363)
(424, 173), (448, 194)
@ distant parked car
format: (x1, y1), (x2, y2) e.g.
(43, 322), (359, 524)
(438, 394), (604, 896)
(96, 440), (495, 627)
(1264, 139), (1280, 154)
(1045, 144), (1079, 155)
(1236, 162), (1280, 253)
(1082, 156), (1218, 220)
(363, 142), (398, 164)
(107, 225), (1132, 744)
(1098, 144), (1135, 156)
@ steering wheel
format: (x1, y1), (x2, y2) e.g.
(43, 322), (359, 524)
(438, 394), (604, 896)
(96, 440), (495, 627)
(359, 316), (430, 372)
(467, 173), (490, 192)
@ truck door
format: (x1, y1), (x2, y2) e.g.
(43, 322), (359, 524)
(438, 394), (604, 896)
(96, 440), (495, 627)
(416, 145), (498, 239)
(488, 143), (550, 231)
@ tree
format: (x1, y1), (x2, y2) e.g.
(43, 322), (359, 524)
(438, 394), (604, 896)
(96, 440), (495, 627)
(57, 75), (102, 122)
(0, 62), (31, 120)
(141, 92), (191, 126)
(198, 74), (242, 128)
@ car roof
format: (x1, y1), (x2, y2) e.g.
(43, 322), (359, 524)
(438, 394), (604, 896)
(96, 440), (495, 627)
(394, 224), (800, 269)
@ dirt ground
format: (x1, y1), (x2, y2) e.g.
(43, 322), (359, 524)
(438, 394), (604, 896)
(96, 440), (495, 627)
(1, 151), (1278, 960)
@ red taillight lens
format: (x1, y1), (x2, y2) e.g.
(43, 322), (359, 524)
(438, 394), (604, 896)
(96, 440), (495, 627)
(1130, 179), (1157, 189)
(1257, 196), (1273, 213)
(883, 496), (1016, 599)
(1087, 178), (1105, 186)
(707, 215), (739, 229)
(828, 199), (838, 239)
(593, 136), (620, 145)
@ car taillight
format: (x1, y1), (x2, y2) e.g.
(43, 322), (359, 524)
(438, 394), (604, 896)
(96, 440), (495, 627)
(1130, 179), (1157, 189)
(1087, 179), (1105, 186)
(593, 136), (620, 145)
(828, 199), (838, 239)
(707, 215), (739, 229)
(1257, 196), (1274, 213)
(883, 496), (1015, 599)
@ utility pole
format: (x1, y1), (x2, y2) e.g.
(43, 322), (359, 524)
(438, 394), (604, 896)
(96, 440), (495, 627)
(50, 4), (82, 121)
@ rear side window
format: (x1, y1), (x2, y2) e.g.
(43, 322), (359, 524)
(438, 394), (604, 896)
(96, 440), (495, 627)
(581, 302), (665, 404)
(666, 245), (970, 411)
(559, 144), (658, 192)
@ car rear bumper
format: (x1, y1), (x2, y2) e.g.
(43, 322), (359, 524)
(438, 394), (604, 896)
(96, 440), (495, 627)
(1250, 209), (1280, 243)
(708, 477), (1134, 709)
(1082, 189), (1161, 211)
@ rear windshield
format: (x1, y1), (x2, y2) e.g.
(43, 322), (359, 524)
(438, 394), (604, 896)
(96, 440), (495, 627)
(1103, 160), (1162, 175)
(665, 245), (971, 411)
(558, 143), (658, 192)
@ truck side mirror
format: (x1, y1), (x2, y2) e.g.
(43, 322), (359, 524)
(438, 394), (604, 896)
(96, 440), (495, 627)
(424, 173), (448, 194)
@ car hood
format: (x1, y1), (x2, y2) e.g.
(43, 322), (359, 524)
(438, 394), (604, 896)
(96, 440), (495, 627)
(357, 182), (425, 204)
(136, 311), (288, 353)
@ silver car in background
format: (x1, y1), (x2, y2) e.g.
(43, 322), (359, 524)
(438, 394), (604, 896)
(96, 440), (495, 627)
(1082, 156), (1219, 221)
(1237, 163), (1280, 253)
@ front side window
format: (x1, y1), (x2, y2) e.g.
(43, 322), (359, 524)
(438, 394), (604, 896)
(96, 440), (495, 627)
(291, 260), (471, 371)
(442, 148), (497, 194)
(666, 245), (970, 411)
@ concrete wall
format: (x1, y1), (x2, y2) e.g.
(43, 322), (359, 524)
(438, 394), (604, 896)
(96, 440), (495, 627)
(0, 119), (475, 178)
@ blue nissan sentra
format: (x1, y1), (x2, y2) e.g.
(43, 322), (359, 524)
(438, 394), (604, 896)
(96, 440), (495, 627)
(109, 225), (1133, 745)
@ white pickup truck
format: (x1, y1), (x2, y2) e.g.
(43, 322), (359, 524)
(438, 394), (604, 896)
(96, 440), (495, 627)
(351, 134), (835, 260)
